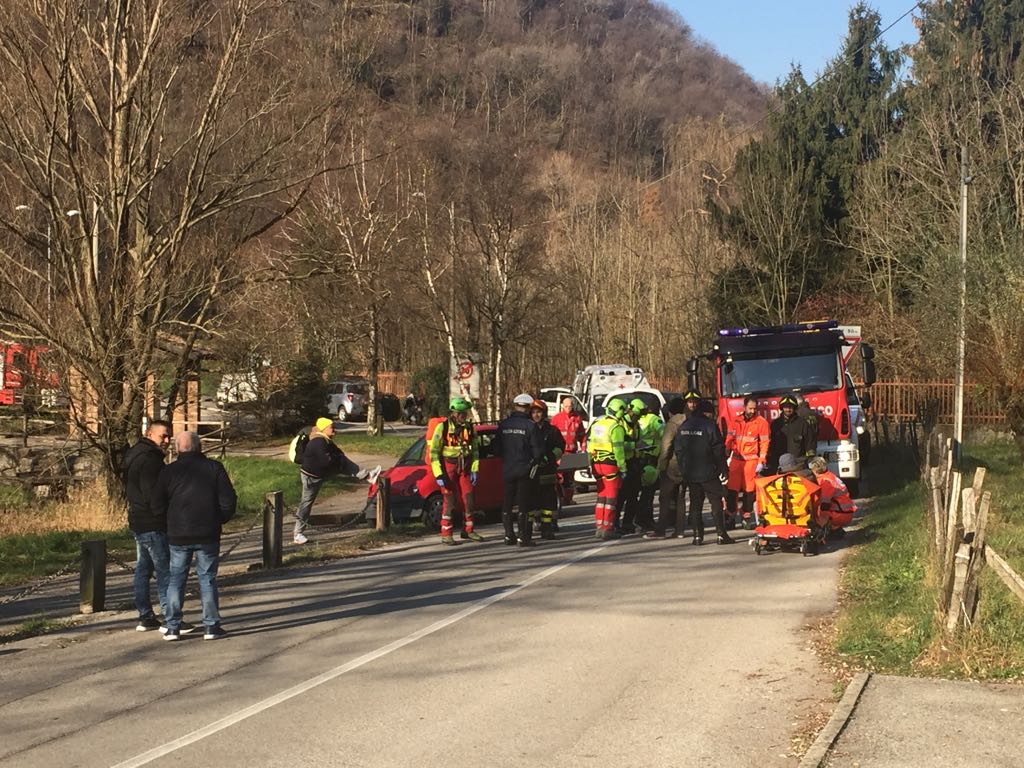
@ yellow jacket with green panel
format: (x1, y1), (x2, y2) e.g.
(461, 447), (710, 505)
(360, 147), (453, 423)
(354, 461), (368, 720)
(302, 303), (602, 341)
(429, 418), (480, 477)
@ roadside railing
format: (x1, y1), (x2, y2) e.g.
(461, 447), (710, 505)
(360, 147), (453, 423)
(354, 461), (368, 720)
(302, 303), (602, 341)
(925, 433), (1024, 637)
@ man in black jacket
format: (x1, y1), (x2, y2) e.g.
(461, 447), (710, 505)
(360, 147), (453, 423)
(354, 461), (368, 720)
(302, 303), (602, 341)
(151, 432), (237, 641)
(495, 394), (545, 546)
(295, 417), (370, 545)
(122, 420), (176, 632)
(674, 400), (733, 545)
(767, 395), (817, 473)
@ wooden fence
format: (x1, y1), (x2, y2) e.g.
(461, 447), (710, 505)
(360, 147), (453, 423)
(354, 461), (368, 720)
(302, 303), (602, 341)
(870, 381), (1003, 424)
(925, 433), (1024, 636)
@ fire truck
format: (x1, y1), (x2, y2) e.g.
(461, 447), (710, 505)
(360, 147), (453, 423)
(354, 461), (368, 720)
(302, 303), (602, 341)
(687, 320), (876, 495)
(0, 342), (55, 407)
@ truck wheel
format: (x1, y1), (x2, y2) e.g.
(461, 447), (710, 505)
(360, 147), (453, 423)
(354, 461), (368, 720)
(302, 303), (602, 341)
(846, 478), (860, 498)
(859, 432), (872, 464)
(422, 493), (443, 531)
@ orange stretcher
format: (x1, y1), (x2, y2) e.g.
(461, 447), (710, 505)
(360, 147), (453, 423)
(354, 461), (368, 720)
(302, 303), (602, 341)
(752, 472), (826, 556)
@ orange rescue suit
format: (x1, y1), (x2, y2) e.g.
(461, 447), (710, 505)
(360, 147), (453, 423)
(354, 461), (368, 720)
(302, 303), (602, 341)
(726, 413), (770, 493)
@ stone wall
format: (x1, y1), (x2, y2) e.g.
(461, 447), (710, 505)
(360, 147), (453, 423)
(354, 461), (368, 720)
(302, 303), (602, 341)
(0, 444), (103, 498)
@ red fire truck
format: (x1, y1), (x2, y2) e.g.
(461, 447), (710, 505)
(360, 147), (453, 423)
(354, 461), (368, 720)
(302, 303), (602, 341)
(0, 342), (54, 406)
(687, 320), (875, 495)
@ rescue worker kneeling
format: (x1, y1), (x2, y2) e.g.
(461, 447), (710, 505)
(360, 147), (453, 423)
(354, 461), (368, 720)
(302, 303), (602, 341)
(530, 399), (565, 540)
(430, 398), (482, 545)
(808, 456), (856, 536)
(588, 399), (629, 540)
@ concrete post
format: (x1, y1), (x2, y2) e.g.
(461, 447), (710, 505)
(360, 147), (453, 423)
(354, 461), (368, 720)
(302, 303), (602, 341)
(79, 539), (106, 613)
(262, 490), (283, 569)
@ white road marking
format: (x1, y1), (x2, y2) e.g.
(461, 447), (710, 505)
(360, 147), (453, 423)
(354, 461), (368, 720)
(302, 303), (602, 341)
(111, 540), (616, 768)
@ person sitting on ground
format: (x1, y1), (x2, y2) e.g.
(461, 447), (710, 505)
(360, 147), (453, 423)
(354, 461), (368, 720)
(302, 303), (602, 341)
(808, 456), (856, 536)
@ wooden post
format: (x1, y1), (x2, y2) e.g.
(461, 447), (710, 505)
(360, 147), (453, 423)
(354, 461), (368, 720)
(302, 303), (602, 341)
(940, 479), (965, 613)
(375, 476), (391, 531)
(987, 549), (1024, 605)
(79, 539), (106, 614)
(262, 490), (283, 569)
(963, 491), (992, 624)
(945, 540), (972, 635)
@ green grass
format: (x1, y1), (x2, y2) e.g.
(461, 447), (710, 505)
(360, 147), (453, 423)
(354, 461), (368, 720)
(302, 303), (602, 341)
(0, 616), (75, 644)
(0, 483), (33, 511)
(219, 456), (359, 518)
(329, 431), (415, 457)
(834, 439), (1024, 680)
(0, 529), (135, 588)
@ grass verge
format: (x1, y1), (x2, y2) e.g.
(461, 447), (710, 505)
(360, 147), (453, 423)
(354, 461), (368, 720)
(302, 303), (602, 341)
(282, 523), (427, 566)
(0, 616), (76, 644)
(833, 439), (1024, 680)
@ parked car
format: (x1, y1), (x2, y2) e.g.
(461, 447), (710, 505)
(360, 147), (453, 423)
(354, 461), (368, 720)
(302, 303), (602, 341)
(363, 424), (503, 529)
(326, 379), (367, 422)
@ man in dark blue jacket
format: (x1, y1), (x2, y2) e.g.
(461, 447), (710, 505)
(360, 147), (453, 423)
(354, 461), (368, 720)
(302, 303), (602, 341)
(122, 420), (176, 632)
(151, 432), (237, 640)
(295, 417), (370, 545)
(495, 393), (545, 546)
(674, 400), (733, 545)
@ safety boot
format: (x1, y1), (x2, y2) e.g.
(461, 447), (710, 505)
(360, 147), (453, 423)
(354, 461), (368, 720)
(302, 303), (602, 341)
(464, 531), (484, 542)
(540, 522), (555, 540)
(440, 535), (456, 545)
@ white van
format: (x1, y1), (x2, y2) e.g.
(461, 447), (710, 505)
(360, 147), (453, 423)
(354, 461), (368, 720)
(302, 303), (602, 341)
(571, 364), (648, 429)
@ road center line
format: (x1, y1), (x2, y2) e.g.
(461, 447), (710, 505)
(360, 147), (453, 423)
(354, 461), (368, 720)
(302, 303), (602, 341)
(111, 539), (616, 768)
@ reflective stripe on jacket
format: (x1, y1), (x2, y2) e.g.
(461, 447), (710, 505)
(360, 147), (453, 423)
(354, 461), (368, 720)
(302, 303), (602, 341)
(429, 418), (480, 476)
(587, 416), (627, 473)
(726, 414), (770, 461)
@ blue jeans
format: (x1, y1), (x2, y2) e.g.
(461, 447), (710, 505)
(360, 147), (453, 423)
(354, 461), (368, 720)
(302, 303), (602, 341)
(167, 543), (221, 630)
(133, 531), (170, 621)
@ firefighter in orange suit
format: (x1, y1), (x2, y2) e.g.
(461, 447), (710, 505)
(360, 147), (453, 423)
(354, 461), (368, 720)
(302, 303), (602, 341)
(726, 395), (770, 529)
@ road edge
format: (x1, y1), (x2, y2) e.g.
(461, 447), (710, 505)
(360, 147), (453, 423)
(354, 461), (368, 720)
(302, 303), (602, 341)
(799, 671), (872, 768)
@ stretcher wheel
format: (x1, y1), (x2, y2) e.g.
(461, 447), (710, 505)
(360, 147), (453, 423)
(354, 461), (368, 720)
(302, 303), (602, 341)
(754, 541), (764, 556)
(801, 539), (818, 557)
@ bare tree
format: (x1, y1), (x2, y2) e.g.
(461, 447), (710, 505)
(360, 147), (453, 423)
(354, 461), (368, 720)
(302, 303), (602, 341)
(0, 0), (332, 491)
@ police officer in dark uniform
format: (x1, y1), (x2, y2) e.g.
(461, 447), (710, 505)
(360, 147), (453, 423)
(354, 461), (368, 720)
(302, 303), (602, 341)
(674, 399), (733, 545)
(495, 393), (545, 547)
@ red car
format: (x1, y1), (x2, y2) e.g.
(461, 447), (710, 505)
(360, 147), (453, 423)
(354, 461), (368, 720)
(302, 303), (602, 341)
(363, 424), (504, 530)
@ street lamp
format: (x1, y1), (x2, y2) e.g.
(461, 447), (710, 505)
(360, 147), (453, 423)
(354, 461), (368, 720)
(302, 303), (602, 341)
(14, 205), (81, 320)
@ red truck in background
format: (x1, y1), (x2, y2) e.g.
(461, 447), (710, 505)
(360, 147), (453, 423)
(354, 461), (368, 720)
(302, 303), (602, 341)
(0, 342), (57, 406)
(687, 320), (876, 496)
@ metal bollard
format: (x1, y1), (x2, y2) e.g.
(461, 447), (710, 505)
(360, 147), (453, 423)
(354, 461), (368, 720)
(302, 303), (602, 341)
(79, 539), (107, 614)
(262, 490), (283, 569)
(376, 476), (391, 531)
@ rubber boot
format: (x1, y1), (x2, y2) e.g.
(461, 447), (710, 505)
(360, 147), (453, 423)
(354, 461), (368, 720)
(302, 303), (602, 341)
(540, 521), (555, 540)
(502, 511), (516, 545)
(517, 511), (535, 546)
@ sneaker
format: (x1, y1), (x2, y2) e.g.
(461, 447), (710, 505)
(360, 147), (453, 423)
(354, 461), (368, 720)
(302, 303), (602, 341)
(160, 621), (196, 635)
(293, 533), (309, 545)
(717, 534), (736, 545)
(504, 536), (517, 546)
(163, 630), (180, 642)
(643, 531), (665, 540)
(440, 535), (456, 545)
(691, 536), (704, 546)
(356, 468), (369, 480)
(367, 465), (383, 484)
(464, 531), (484, 542)
(517, 538), (537, 547)
(203, 624), (227, 641)
(136, 617), (162, 632)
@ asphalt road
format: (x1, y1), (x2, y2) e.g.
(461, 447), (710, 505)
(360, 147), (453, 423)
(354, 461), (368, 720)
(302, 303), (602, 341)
(0, 513), (841, 768)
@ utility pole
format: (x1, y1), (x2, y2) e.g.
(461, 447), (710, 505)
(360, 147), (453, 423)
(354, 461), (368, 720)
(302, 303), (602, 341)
(953, 145), (970, 458)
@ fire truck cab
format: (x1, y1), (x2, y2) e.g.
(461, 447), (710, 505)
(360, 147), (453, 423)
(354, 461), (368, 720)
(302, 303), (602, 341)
(688, 320), (875, 496)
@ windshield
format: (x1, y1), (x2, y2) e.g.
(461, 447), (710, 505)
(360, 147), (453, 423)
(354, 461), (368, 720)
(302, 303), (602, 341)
(594, 391), (662, 418)
(721, 350), (840, 398)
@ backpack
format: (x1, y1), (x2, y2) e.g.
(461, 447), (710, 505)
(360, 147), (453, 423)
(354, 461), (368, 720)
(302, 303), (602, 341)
(424, 417), (448, 467)
(289, 428), (311, 464)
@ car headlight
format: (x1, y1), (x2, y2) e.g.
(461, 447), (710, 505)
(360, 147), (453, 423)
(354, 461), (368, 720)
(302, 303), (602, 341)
(856, 425), (865, 435)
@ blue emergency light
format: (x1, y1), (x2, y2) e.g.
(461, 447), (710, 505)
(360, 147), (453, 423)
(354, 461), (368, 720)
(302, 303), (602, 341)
(718, 320), (839, 337)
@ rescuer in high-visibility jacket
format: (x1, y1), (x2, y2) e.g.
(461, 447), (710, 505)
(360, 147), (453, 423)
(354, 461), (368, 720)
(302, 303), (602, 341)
(725, 395), (770, 529)
(530, 399), (565, 539)
(808, 456), (857, 535)
(624, 398), (663, 532)
(587, 399), (629, 540)
(429, 397), (482, 545)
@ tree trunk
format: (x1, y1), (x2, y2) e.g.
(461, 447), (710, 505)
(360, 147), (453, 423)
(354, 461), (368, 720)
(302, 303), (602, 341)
(366, 305), (381, 436)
